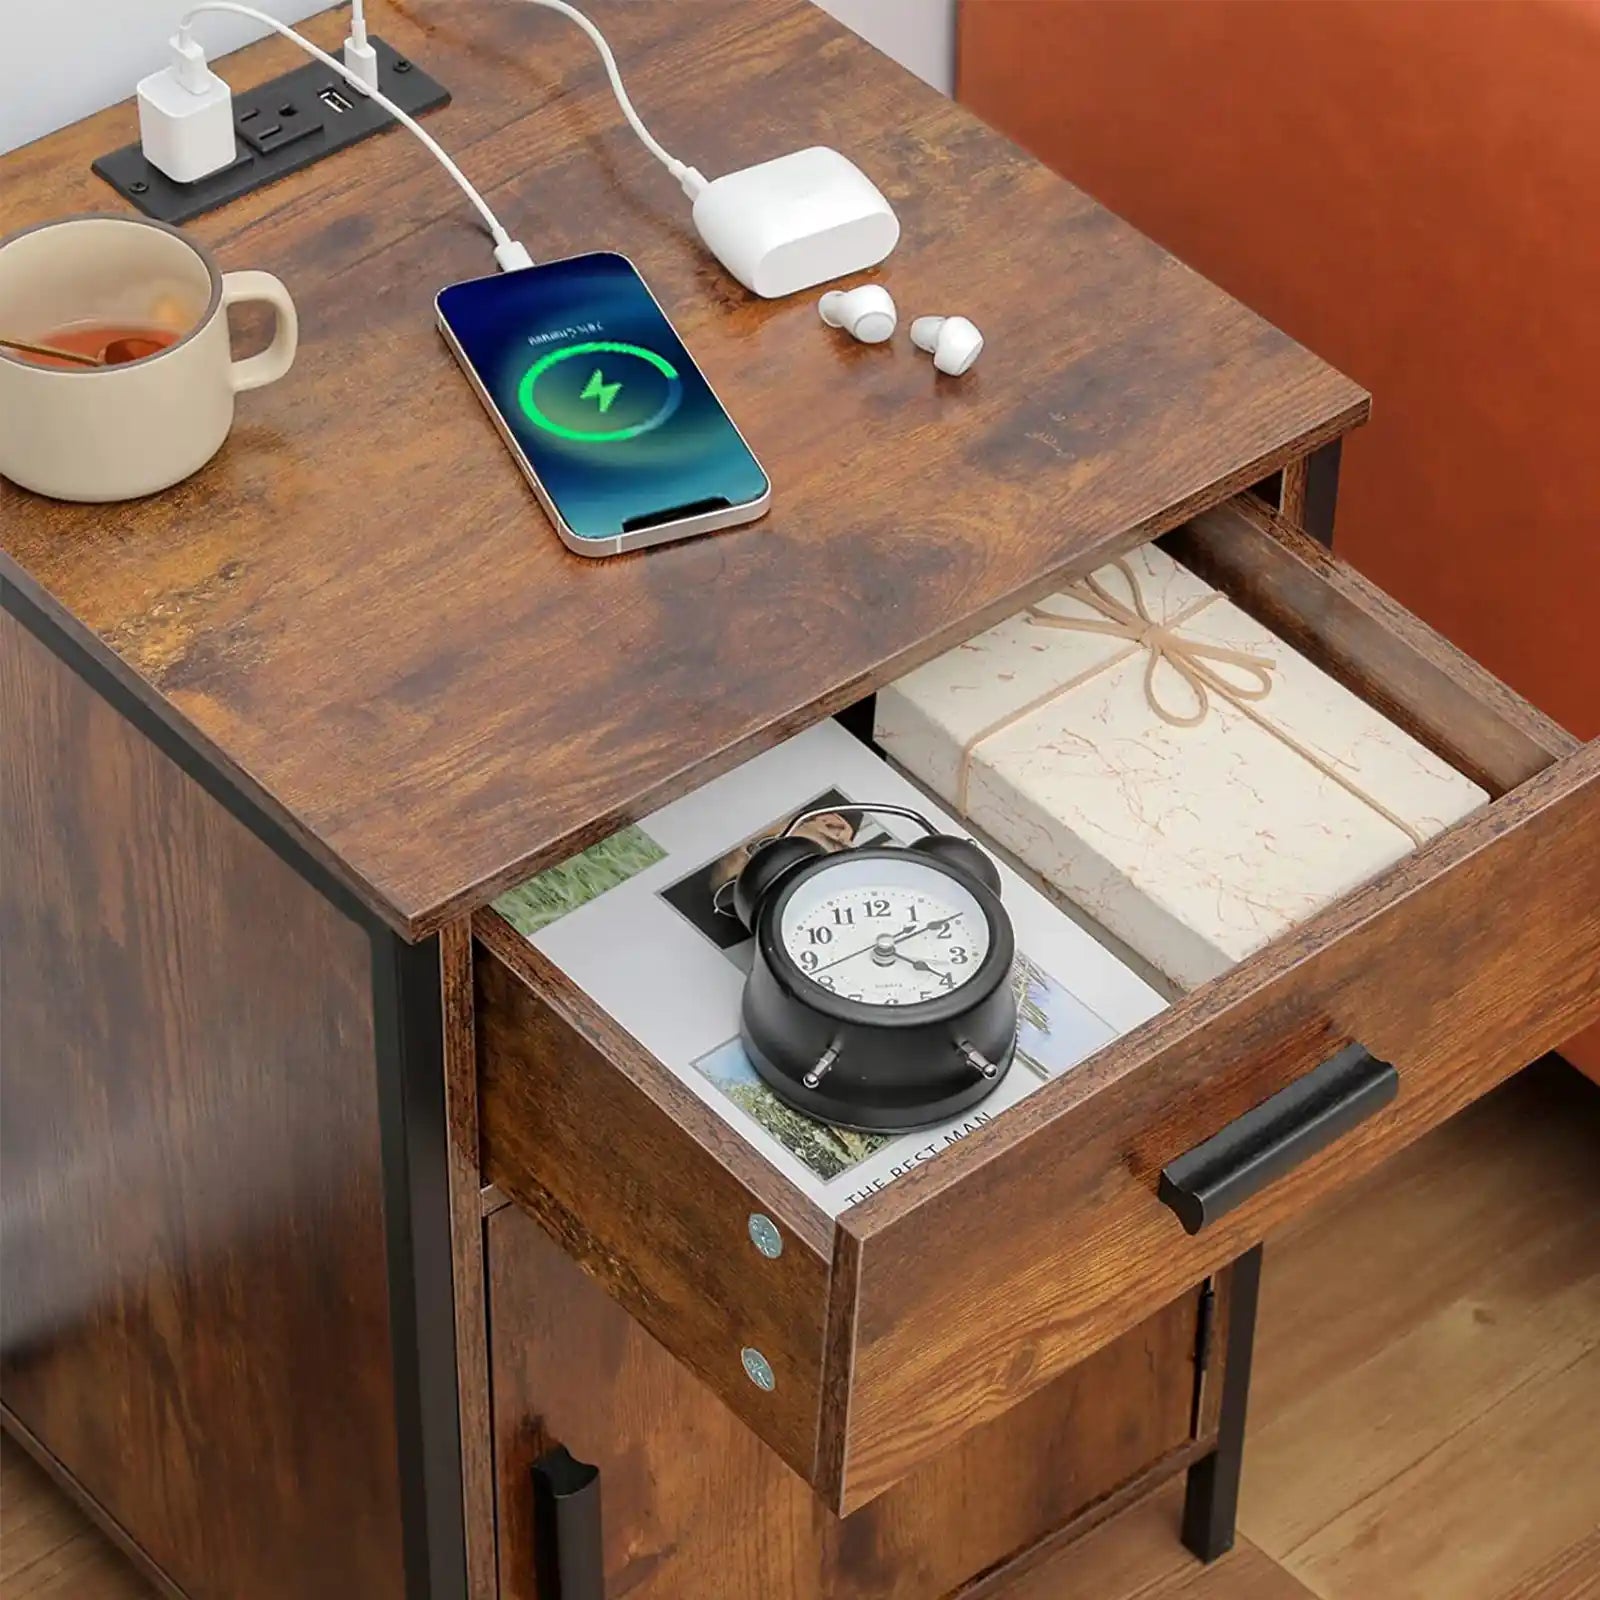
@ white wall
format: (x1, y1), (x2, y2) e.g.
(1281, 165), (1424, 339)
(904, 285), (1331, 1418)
(1, 0), (326, 154)
(815, 0), (955, 95)
(0, 0), (954, 156)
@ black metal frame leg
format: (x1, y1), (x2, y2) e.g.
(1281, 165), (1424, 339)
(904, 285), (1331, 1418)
(1182, 1244), (1264, 1562)
(1249, 437), (1341, 549)
(1301, 439), (1342, 550)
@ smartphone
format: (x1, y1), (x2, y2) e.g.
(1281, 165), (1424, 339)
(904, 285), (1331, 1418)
(436, 252), (771, 557)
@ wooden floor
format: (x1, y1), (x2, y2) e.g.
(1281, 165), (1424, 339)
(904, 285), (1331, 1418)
(1025, 1056), (1600, 1600)
(0, 1446), (149, 1600)
(3, 1061), (1597, 1599)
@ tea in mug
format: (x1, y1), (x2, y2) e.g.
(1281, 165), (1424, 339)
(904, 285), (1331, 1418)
(18, 322), (180, 368)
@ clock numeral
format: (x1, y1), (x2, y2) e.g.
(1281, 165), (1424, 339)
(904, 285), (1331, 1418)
(884, 997), (900, 1006)
(847, 993), (863, 1001)
(936, 921), (953, 939)
(799, 949), (820, 971)
(950, 946), (968, 964)
(815, 975), (835, 990)
(807, 925), (834, 946)
(865, 896), (891, 918)
(830, 905), (856, 926)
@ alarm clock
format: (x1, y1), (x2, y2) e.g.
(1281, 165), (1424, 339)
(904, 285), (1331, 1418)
(730, 804), (1018, 1131)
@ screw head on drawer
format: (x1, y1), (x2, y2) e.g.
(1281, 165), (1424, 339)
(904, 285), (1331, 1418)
(747, 1213), (783, 1259)
(741, 1347), (776, 1391)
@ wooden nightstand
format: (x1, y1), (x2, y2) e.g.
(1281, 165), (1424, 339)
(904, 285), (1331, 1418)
(4, 4), (1596, 1597)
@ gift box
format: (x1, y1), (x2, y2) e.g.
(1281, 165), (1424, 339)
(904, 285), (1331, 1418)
(874, 543), (1488, 991)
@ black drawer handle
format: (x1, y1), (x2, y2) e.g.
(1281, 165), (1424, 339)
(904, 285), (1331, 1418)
(1157, 1043), (1397, 1235)
(531, 1445), (603, 1600)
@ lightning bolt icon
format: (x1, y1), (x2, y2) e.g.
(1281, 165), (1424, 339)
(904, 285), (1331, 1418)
(580, 368), (623, 415)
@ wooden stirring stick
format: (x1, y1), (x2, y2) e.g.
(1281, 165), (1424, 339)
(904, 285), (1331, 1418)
(1, 334), (103, 366)
(1, 333), (165, 366)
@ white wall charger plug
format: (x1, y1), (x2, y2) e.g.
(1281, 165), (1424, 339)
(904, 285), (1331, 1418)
(136, 32), (238, 183)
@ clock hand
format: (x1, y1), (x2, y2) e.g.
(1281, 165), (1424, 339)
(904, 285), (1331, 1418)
(892, 950), (956, 988)
(807, 920), (918, 977)
(804, 915), (959, 979)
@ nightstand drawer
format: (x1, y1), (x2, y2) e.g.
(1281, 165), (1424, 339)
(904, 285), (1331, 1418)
(475, 494), (1600, 1516)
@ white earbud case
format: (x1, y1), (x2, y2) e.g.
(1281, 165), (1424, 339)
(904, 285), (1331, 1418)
(692, 146), (900, 299)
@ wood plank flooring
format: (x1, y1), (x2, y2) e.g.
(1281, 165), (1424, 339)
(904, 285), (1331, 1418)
(0, 1444), (148, 1600)
(1003, 1485), (1319, 1600)
(1239, 1055), (1600, 1600)
(3, 1060), (1597, 1599)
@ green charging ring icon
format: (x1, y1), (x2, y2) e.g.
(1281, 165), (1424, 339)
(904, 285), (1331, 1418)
(517, 340), (682, 442)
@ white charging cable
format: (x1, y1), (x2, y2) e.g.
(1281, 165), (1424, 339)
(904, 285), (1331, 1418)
(154, 0), (705, 268)
(502, 0), (706, 199)
(343, 0), (379, 93)
(172, 2), (534, 270)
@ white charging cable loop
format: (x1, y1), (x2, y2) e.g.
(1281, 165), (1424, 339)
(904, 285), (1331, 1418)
(177, 1), (533, 269)
(173, 0), (713, 265)
(505, 0), (707, 199)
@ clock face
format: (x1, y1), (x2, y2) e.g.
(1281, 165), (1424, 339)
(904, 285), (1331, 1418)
(777, 854), (993, 1008)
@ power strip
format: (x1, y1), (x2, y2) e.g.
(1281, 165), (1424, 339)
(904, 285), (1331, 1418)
(93, 36), (448, 224)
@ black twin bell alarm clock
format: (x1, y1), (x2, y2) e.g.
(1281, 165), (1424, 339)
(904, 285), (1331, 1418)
(729, 804), (1019, 1131)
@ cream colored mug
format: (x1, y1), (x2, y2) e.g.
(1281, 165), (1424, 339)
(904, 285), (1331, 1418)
(0, 214), (297, 502)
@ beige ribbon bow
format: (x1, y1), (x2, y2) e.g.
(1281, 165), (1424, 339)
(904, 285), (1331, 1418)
(954, 555), (1426, 848)
(1025, 558), (1276, 728)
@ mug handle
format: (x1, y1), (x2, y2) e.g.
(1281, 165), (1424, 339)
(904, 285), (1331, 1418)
(221, 270), (299, 393)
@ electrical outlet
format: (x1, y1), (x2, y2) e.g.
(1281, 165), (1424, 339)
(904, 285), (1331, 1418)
(92, 37), (448, 224)
(236, 99), (322, 158)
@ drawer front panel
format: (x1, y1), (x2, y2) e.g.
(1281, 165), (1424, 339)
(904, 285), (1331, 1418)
(828, 740), (1600, 1509)
(475, 929), (832, 1480)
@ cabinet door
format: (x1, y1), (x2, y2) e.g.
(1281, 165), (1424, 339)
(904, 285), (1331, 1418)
(487, 1204), (1208, 1600)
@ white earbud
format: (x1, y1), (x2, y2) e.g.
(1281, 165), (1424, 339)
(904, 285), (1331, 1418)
(818, 284), (897, 345)
(909, 314), (984, 376)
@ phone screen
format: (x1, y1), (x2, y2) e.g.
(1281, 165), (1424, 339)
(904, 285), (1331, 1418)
(436, 253), (769, 544)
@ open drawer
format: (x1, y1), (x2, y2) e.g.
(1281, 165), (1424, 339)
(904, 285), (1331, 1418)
(474, 493), (1600, 1516)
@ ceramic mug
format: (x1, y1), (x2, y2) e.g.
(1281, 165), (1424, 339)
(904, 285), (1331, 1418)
(0, 214), (297, 502)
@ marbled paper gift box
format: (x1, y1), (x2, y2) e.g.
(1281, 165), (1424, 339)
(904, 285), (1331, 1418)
(874, 543), (1488, 991)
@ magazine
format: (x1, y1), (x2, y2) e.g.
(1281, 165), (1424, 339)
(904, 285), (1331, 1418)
(495, 720), (1167, 1216)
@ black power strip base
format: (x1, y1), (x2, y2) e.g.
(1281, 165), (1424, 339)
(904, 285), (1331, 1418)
(92, 36), (449, 225)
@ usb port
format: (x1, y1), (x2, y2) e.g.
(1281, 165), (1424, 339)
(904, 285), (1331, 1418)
(318, 87), (353, 114)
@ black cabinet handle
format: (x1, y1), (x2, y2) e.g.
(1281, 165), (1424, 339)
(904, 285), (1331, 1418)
(531, 1445), (603, 1600)
(1158, 1043), (1397, 1235)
